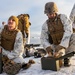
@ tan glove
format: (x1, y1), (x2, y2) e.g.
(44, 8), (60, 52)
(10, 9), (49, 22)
(54, 52), (63, 67)
(55, 45), (65, 52)
(46, 46), (53, 56)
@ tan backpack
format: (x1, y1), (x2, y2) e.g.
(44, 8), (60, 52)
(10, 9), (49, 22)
(17, 14), (31, 38)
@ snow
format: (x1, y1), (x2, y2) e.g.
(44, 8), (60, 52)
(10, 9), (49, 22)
(0, 56), (75, 75)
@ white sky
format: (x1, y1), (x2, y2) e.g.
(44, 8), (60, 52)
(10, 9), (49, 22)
(0, 0), (75, 37)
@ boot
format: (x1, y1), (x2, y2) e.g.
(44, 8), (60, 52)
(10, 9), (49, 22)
(22, 63), (31, 70)
(64, 58), (70, 67)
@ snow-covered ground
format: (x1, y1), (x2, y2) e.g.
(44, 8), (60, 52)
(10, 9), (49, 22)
(0, 56), (75, 75)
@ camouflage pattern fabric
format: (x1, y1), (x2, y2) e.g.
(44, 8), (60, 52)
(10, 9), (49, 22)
(28, 59), (35, 64)
(2, 55), (22, 75)
(3, 61), (22, 75)
(2, 55), (9, 64)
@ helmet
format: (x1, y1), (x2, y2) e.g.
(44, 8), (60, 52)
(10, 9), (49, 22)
(44, 2), (58, 14)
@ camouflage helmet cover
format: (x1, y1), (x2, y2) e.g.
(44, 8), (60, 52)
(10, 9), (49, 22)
(44, 2), (58, 14)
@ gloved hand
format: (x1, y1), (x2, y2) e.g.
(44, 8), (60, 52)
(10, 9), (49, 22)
(55, 45), (65, 52)
(54, 52), (63, 67)
(46, 46), (53, 56)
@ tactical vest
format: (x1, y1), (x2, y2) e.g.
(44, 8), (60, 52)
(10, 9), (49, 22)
(1, 25), (19, 51)
(47, 15), (64, 45)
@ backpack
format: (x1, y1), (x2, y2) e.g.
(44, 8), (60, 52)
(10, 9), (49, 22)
(17, 14), (31, 38)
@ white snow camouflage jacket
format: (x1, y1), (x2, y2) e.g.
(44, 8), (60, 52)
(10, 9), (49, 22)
(70, 4), (75, 29)
(41, 14), (73, 49)
(0, 25), (24, 60)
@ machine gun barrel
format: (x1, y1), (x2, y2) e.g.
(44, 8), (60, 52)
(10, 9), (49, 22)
(56, 51), (75, 60)
(25, 44), (40, 48)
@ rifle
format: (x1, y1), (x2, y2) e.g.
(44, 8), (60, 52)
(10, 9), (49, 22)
(25, 44), (40, 48)
(0, 48), (2, 74)
(41, 51), (75, 71)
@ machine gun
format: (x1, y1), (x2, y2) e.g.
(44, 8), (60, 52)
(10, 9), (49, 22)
(0, 48), (2, 74)
(23, 44), (40, 58)
(41, 51), (75, 71)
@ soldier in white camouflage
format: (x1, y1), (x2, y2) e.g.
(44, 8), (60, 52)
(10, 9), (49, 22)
(0, 16), (31, 74)
(41, 2), (75, 67)
(70, 4), (75, 32)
